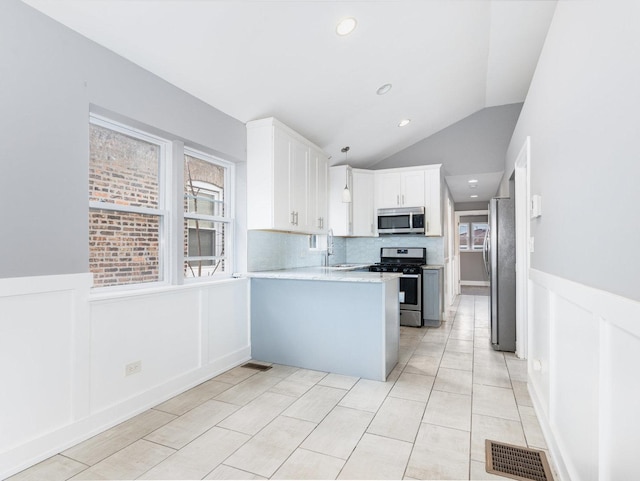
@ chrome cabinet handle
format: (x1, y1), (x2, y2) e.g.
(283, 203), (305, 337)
(397, 194), (400, 205)
(402, 194), (405, 205)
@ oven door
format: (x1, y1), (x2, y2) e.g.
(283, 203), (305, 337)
(399, 274), (421, 311)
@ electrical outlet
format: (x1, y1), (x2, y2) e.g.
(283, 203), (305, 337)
(125, 360), (142, 376)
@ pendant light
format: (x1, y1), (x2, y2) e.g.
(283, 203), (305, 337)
(341, 146), (352, 203)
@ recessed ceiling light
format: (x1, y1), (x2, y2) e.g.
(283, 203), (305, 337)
(470, 194), (479, 198)
(336, 17), (357, 36)
(376, 83), (392, 95)
(398, 119), (411, 127)
(468, 179), (479, 184)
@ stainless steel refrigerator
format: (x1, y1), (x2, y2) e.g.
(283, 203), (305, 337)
(483, 197), (516, 352)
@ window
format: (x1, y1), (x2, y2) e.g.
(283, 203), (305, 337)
(471, 222), (488, 250)
(459, 221), (488, 251)
(459, 223), (469, 251)
(183, 151), (231, 278)
(88, 114), (234, 289)
(89, 118), (167, 287)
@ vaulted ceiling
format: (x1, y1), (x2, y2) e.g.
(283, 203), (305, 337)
(22, 0), (557, 201)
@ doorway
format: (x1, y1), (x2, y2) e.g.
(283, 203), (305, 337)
(454, 209), (489, 296)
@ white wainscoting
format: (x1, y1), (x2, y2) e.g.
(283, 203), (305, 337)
(528, 269), (640, 481)
(0, 274), (250, 479)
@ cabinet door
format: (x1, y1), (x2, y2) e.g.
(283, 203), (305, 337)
(375, 172), (402, 208)
(424, 168), (442, 235)
(328, 165), (352, 236)
(422, 269), (442, 322)
(310, 148), (328, 233)
(289, 138), (309, 231)
(272, 127), (292, 230)
(352, 170), (375, 236)
(401, 170), (425, 207)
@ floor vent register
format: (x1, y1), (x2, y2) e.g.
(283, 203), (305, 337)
(485, 440), (554, 481)
(241, 362), (273, 372)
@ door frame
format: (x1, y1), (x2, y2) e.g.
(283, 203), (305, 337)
(454, 209), (489, 295)
(514, 136), (531, 359)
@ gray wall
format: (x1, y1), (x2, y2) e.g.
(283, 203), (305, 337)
(455, 201), (489, 211)
(372, 104), (522, 174)
(0, 0), (246, 279)
(502, 1), (640, 302)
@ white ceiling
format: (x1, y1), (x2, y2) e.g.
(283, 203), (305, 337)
(22, 0), (556, 202)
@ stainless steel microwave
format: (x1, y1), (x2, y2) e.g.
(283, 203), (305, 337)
(377, 207), (425, 235)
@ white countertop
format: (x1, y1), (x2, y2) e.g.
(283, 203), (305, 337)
(247, 266), (402, 283)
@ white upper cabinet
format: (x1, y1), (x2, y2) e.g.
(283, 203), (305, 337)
(328, 167), (375, 237)
(247, 118), (328, 234)
(374, 165), (443, 236)
(352, 169), (375, 236)
(309, 146), (329, 233)
(328, 165), (353, 236)
(375, 170), (425, 209)
(424, 166), (443, 236)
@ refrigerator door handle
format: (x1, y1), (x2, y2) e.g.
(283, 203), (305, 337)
(483, 228), (490, 277)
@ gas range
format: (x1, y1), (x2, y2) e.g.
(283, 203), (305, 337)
(368, 247), (427, 328)
(368, 263), (424, 274)
(368, 247), (427, 274)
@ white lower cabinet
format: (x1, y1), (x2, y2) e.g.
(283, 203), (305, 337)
(247, 117), (328, 234)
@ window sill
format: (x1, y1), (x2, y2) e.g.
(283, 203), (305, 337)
(89, 276), (245, 302)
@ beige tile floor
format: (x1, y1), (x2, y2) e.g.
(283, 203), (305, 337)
(10, 294), (549, 480)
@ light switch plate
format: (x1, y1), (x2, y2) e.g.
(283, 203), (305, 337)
(531, 194), (542, 218)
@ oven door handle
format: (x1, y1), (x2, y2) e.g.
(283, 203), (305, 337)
(400, 274), (420, 278)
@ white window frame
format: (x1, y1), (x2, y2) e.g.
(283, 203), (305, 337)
(183, 147), (234, 283)
(471, 222), (488, 251)
(459, 223), (470, 251)
(88, 114), (236, 291)
(89, 114), (171, 291)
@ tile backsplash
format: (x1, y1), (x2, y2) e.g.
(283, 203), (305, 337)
(346, 235), (444, 266)
(247, 230), (347, 271)
(247, 230), (443, 271)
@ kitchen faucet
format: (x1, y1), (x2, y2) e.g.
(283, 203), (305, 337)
(324, 228), (334, 267)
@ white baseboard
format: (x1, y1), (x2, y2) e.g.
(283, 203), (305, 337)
(460, 280), (489, 287)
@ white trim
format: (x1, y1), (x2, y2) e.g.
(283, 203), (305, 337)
(515, 136), (531, 359)
(528, 269), (640, 338)
(460, 280), (489, 287)
(89, 201), (167, 217)
(454, 209), (489, 295)
(184, 212), (229, 223)
(0, 273), (250, 479)
(89, 114), (172, 290)
(183, 147), (235, 280)
(527, 268), (640, 481)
